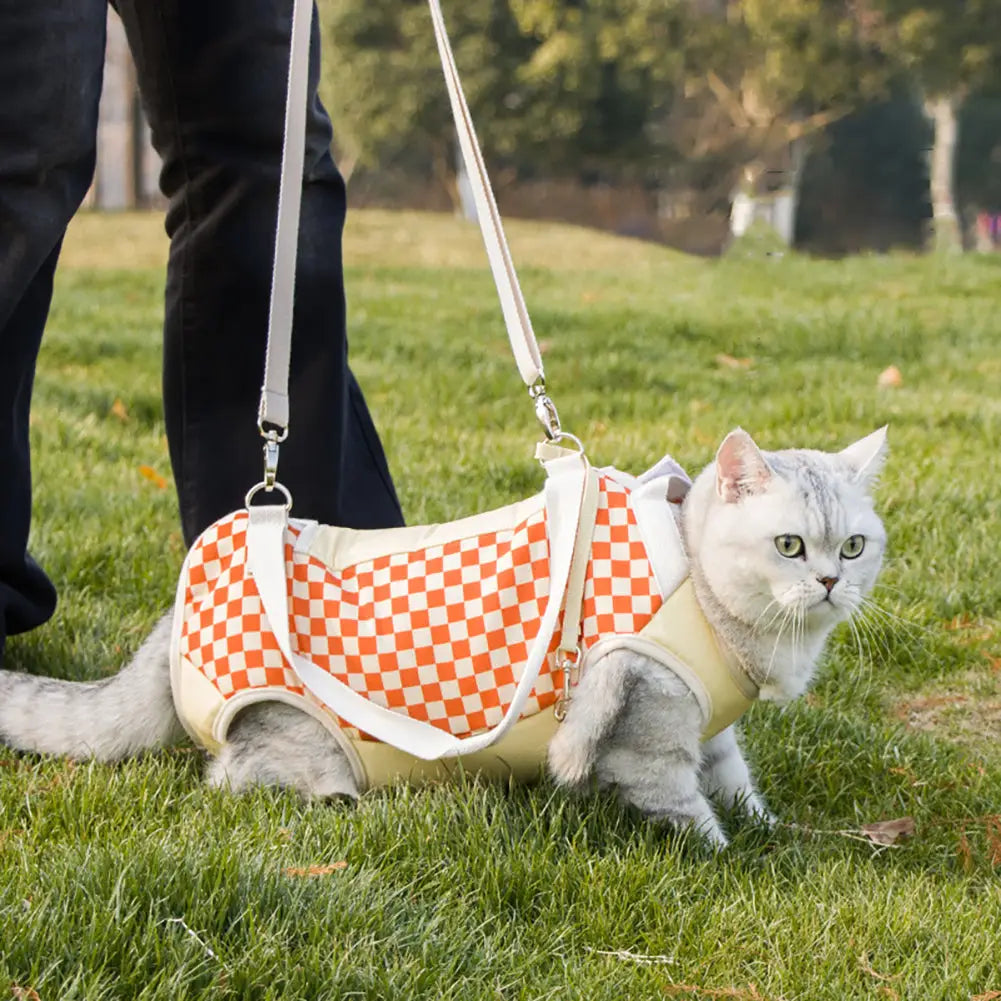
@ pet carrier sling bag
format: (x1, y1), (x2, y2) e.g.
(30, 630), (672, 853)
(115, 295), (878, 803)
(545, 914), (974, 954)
(168, 0), (758, 790)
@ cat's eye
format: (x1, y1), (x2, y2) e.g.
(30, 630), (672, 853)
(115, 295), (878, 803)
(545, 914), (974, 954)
(840, 535), (865, 559)
(774, 534), (805, 559)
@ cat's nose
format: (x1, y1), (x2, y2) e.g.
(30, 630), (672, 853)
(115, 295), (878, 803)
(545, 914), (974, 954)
(818, 576), (838, 594)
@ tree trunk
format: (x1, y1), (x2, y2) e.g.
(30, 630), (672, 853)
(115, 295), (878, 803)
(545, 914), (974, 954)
(431, 140), (461, 215)
(95, 8), (136, 209)
(728, 163), (765, 239)
(728, 139), (807, 248)
(924, 93), (963, 254)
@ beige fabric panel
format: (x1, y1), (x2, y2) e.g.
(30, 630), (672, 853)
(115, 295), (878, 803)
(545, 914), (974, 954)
(302, 492), (547, 571)
(638, 579), (757, 739)
(350, 708), (559, 790)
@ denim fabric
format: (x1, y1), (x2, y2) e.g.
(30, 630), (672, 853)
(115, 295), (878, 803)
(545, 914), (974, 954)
(0, 0), (404, 663)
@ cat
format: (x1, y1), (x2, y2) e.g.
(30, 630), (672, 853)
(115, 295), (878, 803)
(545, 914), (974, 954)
(0, 427), (887, 848)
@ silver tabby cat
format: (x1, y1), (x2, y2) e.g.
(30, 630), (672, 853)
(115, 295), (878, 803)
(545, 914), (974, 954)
(0, 428), (886, 847)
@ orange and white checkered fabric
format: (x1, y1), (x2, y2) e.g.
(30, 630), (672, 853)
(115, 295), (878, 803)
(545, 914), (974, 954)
(178, 475), (664, 741)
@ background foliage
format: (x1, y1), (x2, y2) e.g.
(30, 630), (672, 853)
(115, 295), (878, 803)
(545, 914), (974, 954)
(318, 0), (1001, 252)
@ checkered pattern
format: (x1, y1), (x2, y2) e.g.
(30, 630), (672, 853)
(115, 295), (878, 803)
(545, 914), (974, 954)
(178, 474), (664, 742)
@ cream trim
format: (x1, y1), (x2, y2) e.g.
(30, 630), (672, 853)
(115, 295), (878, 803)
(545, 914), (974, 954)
(212, 689), (366, 789)
(303, 492), (546, 571)
(169, 548), (209, 749)
(173, 658), (227, 754)
(581, 634), (713, 725)
(638, 579), (757, 739)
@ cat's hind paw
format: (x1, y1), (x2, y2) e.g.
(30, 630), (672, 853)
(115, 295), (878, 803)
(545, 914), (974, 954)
(546, 727), (594, 787)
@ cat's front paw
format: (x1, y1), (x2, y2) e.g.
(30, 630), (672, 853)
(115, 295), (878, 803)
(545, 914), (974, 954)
(741, 794), (777, 828)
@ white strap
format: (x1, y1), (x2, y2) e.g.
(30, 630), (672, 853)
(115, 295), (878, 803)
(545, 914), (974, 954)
(246, 453), (590, 759)
(258, 0), (313, 432)
(557, 467), (599, 655)
(426, 0), (543, 389)
(256, 0), (547, 435)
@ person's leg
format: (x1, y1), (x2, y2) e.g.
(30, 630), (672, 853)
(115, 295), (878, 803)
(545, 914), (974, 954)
(0, 0), (107, 664)
(115, 0), (404, 546)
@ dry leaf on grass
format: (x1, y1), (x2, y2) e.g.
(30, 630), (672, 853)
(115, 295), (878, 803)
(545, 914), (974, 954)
(859, 953), (900, 982)
(986, 817), (1001, 868)
(861, 817), (915, 846)
(586, 947), (674, 966)
(283, 862), (347, 877)
(715, 353), (753, 370)
(663, 984), (781, 1000)
(972, 992), (1001, 1000)
(11, 987), (42, 1001)
(138, 465), (168, 489)
(877, 365), (903, 388)
(110, 398), (129, 422)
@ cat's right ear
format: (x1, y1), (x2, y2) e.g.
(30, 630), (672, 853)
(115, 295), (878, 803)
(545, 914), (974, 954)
(839, 425), (888, 487)
(715, 428), (772, 503)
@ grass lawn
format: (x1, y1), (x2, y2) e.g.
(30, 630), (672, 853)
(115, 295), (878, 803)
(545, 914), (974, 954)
(3, 209), (1001, 1000)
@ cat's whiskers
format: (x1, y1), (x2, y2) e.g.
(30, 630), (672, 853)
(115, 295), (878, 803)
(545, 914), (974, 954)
(751, 598), (785, 636)
(763, 597), (803, 685)
(857, 594), (926, 636)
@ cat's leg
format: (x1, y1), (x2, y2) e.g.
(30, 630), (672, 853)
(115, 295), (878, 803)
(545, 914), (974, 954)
(699, 725), (774, 826)
(547, 649), (633, 786)
(207, 702), (359, 800)
(550, 649), (727, 848)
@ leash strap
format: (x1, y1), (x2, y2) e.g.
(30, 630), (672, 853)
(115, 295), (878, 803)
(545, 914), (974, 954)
(258, 0), (312, 435)
(255, 0), (560, 454)
(246, 451), (597, 759)
(426, 0), (544, 391)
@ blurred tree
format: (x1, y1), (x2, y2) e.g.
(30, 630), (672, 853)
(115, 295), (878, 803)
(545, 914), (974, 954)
(959, 91), (1001, 222)
(318, 0), (687, 210)
(861, 0), (1001, 251)
(319, 0), (525, 208)
(675, 0), (890, 246)
(796, 94), (930, 253)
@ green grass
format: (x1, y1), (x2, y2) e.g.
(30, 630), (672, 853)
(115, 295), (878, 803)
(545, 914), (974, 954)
(3, 211), (1001, 1000)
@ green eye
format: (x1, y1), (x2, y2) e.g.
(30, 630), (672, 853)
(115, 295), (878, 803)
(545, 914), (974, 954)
(775, 535), (805, 558)
(841, 535), (865, 559)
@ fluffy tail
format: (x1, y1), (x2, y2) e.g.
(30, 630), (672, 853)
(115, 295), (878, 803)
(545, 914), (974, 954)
(0, 614), (185, 760)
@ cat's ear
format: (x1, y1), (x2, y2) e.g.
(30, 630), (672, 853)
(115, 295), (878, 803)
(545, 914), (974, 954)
(715, 428), (772, 503)
(839, 425), (888, 487)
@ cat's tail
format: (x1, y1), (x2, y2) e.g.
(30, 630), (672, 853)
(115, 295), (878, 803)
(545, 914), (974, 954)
(0, 614), (185, 760)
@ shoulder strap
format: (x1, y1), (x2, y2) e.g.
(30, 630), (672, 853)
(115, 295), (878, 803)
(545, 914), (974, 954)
(246, 451), (597, 760)
(257, 0), (551, 441)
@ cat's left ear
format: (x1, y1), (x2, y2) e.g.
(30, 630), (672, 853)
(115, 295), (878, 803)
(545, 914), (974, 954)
(838, 425), (888, 487)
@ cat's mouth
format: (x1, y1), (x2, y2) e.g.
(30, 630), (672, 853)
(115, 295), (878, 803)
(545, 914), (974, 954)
(808, 594), (851, 623)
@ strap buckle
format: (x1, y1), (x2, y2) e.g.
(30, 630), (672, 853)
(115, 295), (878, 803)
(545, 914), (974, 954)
(246, 423), (293, 510)
(553, 646), (582, 723)
(529, 380), (561, 440)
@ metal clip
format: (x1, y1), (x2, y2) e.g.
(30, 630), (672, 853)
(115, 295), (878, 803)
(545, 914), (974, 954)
(262, 431), (280, 489)
(528, 380), (561, 440)
(246, 423), (293, 510)
(553, 646), (581, 722)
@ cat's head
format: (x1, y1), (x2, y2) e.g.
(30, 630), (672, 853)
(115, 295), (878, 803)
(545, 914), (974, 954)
(683, 427), (887, 700)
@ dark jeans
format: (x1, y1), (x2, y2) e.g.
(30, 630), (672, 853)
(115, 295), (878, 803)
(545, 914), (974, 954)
(0, 0), (404, 664)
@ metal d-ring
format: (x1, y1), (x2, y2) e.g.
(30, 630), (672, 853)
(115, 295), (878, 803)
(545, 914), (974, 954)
(550, 431), (585, 454)
(245, 480), (293, 510)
